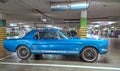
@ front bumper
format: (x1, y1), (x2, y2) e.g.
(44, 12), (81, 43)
(99, 48), (108, 54)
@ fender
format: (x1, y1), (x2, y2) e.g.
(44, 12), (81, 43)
(79, 45), (99, 54)
(16, 40), (33, 50)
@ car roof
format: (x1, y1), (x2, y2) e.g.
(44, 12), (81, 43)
(23, 28), (60, 38)
(39, 28), (60, 32)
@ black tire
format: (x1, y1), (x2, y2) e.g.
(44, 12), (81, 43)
(17, 45), (31, 60)
(80, 47), (98, 62)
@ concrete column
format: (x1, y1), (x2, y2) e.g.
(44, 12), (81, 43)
(0, 14), (7, 58)
(19, 25), (25, 38)
(33, 24), (37, 30)
(77, 10), (87, 38)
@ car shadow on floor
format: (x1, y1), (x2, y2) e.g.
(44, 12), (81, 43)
(26, 54), (110, 64)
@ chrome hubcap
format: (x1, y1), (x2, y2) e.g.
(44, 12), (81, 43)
(19, 48), (27, 57)
(84, 48), (96, 60)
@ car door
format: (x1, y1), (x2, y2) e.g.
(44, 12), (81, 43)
(32, 31), (69, 54)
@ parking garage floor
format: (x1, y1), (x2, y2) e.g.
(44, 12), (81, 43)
(0, 38), (120, 71)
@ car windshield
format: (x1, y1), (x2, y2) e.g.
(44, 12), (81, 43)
(60, 30), (69, 37)
(60, 30), (76, 37)
(59, 30), (69, 39)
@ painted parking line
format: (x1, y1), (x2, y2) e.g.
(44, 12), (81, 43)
(0, 55), (13, 60)
(0, 62), (120, 70)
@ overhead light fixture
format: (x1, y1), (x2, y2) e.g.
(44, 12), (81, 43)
(91, 21), (116, 25)
(111, 27), (114, 29)
(24, 25), (30, 27)
(95, 25), (100, 27)
(41, 16), (47, 22)
(42, 18), (47, 22)
(46, 25), (62, 29)
(46, 25), (52, 27)
(10, 23), (17, 26)
(18, 23), (23, 24)
(108, 21), (116, 25)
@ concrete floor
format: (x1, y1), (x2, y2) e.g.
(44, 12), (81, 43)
(0, 38), (120, 71)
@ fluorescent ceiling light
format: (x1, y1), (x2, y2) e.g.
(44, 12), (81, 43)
(42, 18), (47, 22)
(24, 25), (30, 27)
(10, 23), (17, 26)
(111, 27), (114, 28)
(91, 21), (116, 25)
(108, 21), (116, 25)
(95, 25), (100, 27)
(46, 25), (52, 27)
(46, 25), (62, 29)
(18, 23), (23, 24)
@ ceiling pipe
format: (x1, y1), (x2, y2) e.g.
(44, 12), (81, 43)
(0, 0), (8, 3)
(33, 9), (43, 15)
(50, 1), (89, 11)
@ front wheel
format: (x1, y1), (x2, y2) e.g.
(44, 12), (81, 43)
(17, 45), (31, 60)
(80, 47), (98, 62)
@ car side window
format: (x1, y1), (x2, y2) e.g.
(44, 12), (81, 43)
(44, 32), (60, 39)
(34, 32), (46, 39)
(34, 32), (39, 39)
(34, 31), (60, 39)
(39, 32), (46, 39)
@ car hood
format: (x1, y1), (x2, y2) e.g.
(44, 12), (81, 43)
(68, 37), (108, 44)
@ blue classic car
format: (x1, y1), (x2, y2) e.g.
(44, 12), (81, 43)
(3, 28), (108, 62)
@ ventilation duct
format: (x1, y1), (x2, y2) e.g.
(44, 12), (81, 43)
(50, 1), (89, 11)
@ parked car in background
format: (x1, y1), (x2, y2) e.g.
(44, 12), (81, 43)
(61, 30), (77, 38)
(112, 30), (120, 38)
(3, 28), (108, 62)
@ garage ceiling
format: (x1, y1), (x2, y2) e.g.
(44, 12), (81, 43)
(0, 0), (120, 27)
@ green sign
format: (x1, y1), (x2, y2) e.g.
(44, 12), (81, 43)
(0, 19), (6, 27)
(80, 18), (87, 27)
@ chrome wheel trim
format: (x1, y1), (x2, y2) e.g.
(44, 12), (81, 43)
(82, 47), (98, 62)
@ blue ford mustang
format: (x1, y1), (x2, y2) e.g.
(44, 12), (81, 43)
(3, 28), (108, 62)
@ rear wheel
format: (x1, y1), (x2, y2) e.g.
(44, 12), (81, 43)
(17, 45), (31, 60)
(80, 47), (98, 62)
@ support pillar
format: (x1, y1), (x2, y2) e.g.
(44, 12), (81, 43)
(33, 24), (37, 30)
(0, 14), (7, 58)
(77, 10), (87, 38)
